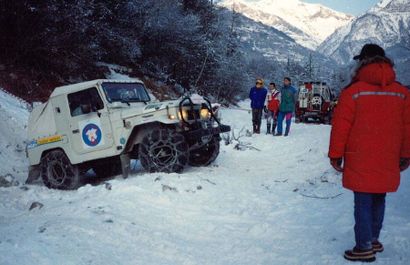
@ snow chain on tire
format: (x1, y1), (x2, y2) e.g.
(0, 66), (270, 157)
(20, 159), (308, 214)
(139, 129), (188, 173)
(188, 136), (220, 167)
(41, 150), (80, 190)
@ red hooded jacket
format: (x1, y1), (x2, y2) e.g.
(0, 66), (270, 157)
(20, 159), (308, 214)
(329, 60), (410, 193)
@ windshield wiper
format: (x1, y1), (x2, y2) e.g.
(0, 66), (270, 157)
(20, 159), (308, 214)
(120, 100), (131, 106)
(128, 99), (150, 105)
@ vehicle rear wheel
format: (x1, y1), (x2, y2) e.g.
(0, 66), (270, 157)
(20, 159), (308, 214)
(295, 116), (302, 124)
(139, 129), (188, 173)
(93, 160), (122, 178)
(189, 136), (220, 167)
(41, 150), (80, 190)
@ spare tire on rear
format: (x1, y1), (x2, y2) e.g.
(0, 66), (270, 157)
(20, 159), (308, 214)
(139, 129), (188, 173)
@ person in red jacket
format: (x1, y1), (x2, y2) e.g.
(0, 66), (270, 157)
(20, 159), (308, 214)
(328, 44), (410, 262)
(264, 82), (281, 134)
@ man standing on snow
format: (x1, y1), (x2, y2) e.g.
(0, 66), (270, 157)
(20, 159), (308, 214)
(329, 44), (410, 263)
(249, 78), (267, 134)
(264, 82), (281, 135)
(275, 77), (297, 136)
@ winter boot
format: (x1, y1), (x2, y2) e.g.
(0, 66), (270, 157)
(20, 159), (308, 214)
(266, 123), (271, 135)
(344, 247), (376, 263)
(272, 124), (277, 135)
(372, 241), (384, 253)
(253, 124), (257, 134)
(255, 125), (261, 134)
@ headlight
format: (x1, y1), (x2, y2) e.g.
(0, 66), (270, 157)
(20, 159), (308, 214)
(178, 109), (188, 120)
(200, 108), (210, 119)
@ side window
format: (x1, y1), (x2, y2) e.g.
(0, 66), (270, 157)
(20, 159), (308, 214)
(68, 88), (104, 117)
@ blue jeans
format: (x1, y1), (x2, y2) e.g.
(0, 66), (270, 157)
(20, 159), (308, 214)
(277, 112), (292, 135)
(354, 192), (386, 250)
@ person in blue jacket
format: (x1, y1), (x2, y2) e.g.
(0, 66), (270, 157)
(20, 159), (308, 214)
(275, 77), (297, 136)
(249, 78), (268, 134)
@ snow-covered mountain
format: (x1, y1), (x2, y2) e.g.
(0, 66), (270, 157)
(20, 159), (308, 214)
(218, 0), (353, 49)
(217, 7), (339, 83)
(318, 0), (410, 83)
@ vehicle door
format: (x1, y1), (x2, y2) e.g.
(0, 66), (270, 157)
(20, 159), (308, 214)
(67, 87), (114, 154)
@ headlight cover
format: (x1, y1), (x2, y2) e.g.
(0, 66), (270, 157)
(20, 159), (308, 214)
(178, 109), (189, 121)
(200, 108), (210, 119)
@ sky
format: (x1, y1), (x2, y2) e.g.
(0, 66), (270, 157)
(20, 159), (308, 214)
(303, 0), (380, 15)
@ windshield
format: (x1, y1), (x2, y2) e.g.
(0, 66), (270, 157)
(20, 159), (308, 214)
(102, 82), (150, 103)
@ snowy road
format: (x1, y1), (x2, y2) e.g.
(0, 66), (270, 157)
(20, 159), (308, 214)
(1, 98), (409, 265)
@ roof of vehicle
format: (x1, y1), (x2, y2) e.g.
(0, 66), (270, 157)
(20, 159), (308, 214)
(50, 79), (144, 98)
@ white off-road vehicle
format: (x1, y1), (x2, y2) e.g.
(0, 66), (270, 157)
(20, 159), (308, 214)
(26, 79), (230, 189)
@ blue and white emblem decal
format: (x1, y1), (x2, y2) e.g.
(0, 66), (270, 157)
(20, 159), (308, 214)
(82, 123), (102, 147)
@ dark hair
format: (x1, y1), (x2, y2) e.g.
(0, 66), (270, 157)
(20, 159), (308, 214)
(284, 77), (291, 82)
(269, 82), (276, 87)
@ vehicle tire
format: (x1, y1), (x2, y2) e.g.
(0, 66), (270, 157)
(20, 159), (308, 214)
(93, 160), (122, 178)
(41, 150), (80, 190)
(189, 136), (220, 167)
(139, 129), (188, 173)
(311, 94), (324, 111)
(295, 116), (301, 124)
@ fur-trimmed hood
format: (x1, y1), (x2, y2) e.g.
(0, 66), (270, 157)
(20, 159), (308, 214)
(352, 56), (396, 88)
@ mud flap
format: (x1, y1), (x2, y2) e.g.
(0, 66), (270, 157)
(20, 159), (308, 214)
(26, 165), (41, 184)
(120, 154), (130, 179)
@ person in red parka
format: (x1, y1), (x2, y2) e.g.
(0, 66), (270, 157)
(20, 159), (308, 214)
(329, 44), (410, 263)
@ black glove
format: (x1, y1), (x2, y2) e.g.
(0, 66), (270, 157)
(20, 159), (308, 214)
(263, 106), (268, 113)
(400, 158), (410, 172)
(330, 157), (343, 172)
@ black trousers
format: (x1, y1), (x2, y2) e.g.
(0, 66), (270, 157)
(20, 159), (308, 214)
(252, 108), (263, 128)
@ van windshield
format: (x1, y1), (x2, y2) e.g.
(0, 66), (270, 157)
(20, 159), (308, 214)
(102, 83), (150, 103)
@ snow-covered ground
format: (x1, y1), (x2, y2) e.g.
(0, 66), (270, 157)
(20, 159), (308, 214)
(1, 97), (409, 265)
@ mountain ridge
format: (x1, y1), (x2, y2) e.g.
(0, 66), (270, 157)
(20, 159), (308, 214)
(317, 0), (410, 84)
(217, 0), (353, 49)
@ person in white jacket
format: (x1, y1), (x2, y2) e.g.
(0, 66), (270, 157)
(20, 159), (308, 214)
(264, 82), (281, 135)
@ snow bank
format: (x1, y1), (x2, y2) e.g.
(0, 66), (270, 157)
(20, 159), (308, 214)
(0, 99), (409, 265)
(0, 88), (29, 184)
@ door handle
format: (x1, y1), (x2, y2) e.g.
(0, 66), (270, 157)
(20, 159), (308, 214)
(72, 129), (80, 134)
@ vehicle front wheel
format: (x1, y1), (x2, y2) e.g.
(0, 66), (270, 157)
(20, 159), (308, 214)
(189, 136), (220, 167)
(139, 129), (188, 173)
(41, 150), (80, 190)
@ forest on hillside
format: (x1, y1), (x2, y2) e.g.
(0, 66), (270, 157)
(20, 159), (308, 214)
(0, 0), (251, 102)
(0, 0), (345, 103)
